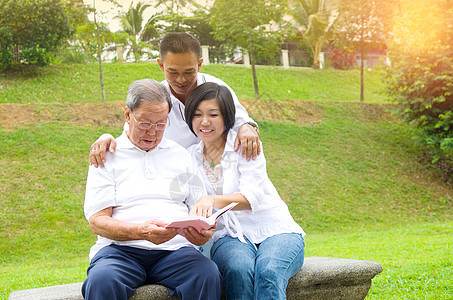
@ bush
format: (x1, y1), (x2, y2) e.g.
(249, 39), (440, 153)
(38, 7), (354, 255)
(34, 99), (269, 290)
(58, 48), (89, 64)
(0, 0), (72, 68)
(382, 0), (453, 162)
(330, 47), (356, 70)
(383, 43), (453, 161)
(0, 26), (13, 68)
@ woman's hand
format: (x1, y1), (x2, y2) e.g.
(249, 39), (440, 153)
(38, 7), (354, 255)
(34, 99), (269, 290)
(190, 196), (216, 218)
(89, 134), (116, 168)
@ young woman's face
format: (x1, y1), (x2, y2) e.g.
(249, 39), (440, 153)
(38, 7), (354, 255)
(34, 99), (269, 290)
(192, 98), (225, 144)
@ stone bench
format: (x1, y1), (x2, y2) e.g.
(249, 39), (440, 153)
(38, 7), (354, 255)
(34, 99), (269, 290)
(9, 257), (383, 300)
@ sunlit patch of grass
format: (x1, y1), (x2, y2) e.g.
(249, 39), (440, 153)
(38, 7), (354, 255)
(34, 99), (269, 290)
(305, 222), (453, 300)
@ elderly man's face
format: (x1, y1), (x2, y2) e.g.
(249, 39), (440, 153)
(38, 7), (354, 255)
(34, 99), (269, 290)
(125, 100), (169, 151)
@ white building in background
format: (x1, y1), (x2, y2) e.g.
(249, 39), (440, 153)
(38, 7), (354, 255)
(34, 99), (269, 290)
(101, 44), (159, 63)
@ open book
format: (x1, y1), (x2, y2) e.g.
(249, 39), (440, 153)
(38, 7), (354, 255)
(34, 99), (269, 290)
(166, 202), (238, 236)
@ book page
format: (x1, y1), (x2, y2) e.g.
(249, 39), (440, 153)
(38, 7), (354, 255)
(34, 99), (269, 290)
(209, 202), (239, 223)
(166, 202), (239, 235)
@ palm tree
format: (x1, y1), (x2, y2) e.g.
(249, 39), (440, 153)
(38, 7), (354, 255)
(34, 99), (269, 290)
(154, 0), (197, 31)
(115, 2), (152, 61)
(155, 0), (193, 14)
(287, 0), (338, 68)
(141, 12), (162, 43)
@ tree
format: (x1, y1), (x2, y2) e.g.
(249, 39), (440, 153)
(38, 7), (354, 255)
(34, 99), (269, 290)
(179, 10), (225, 63)
(115, 1), (156, 61)
(69, 22), (112, 61)
(383, 0), (453, 161)
(141, 12), (162, 43)
(155, 0), (193, 14)
(64, 0), (91, 30)
(333, 0), (397, 101)
(93, 0), (106, 102)
(0, 0), (72, 68)
(210, 0), (284, 100)
(153, 8), (226, 63)
(152, 0), (202, 33)
(286, 0), (338, 68)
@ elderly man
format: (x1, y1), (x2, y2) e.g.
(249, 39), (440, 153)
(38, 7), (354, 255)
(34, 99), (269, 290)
(82, 79), (221, 300)
(90, 32), (261, 167)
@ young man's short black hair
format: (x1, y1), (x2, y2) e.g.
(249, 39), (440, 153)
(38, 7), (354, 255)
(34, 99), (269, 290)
(159, 32), (201, 60)
(184, 82), (236, 137)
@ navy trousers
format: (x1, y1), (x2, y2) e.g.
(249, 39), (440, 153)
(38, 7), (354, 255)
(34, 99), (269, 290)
(82, 244), (222, 300)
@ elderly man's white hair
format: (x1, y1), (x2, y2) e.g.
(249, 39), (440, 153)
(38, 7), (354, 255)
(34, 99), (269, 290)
(126, 79), (172, 112)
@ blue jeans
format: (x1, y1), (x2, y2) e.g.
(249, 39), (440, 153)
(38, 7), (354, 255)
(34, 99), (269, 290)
(211, 233), (305, 300)
(82, 244), (221, 300)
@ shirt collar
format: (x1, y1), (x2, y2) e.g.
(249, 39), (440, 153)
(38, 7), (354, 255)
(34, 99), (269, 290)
(116, 131), (171, 152)
(224, 130), (236, 152)
(163, 73), (206, 107)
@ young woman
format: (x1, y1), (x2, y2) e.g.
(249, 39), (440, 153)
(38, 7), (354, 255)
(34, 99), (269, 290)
(185, 82), (305, 300)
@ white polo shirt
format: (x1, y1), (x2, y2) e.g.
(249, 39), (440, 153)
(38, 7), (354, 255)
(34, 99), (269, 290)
(84, 132), (207, 260)
(162, 73), (255, 148)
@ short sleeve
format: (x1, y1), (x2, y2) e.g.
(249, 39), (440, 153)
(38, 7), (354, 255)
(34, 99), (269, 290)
(84, 165), (116, 220)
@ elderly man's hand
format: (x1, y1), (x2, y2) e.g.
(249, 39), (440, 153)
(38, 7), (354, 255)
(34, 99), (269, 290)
(89, 134), (117, 168)
(139, 219), (178, 245)
(184, 225), (216, 246)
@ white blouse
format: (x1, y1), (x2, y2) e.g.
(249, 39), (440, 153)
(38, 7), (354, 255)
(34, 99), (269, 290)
(188, 130), (305, 244)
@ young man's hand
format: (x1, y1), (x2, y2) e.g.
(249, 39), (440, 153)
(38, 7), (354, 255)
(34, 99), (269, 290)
(234, 123), (261, 160)
(89, 134), (116, 168)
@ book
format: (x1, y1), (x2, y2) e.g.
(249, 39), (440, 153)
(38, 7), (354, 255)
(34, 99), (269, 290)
(166, 202), (239, 236)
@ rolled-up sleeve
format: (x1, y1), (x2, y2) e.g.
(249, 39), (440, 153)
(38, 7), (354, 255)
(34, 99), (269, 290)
(236, 142), (272, 213)
(84, 165), (116, 220)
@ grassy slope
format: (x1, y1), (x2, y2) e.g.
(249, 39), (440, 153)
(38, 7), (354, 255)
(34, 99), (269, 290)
(0, 63), (451, 299)
(262, 103), (452, 233)
(1, 107), (451, 299)
(0, 63), (386, 103)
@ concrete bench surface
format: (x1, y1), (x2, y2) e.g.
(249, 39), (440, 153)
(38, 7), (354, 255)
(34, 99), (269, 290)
(9, 256), (383, 300)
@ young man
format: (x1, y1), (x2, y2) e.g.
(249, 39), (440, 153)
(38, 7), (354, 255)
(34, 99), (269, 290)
(90, 32), (260, 167)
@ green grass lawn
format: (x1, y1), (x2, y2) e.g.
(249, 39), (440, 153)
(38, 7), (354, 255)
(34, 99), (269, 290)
(0, 63), (451, 299)
(0, 62), (387, 103)
(308, 222), (452, 299)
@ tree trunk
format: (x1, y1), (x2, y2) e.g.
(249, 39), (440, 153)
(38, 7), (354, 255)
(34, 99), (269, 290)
(93, 0), (105, 103)
(250, 46), (260, 100)
(360, 47), (364, 102)
(360, 15), (365, 102)
(312, 41), (320, 69)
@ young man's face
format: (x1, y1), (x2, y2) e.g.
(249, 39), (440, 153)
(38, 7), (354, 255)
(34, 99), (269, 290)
(157, 52), (203, 99)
